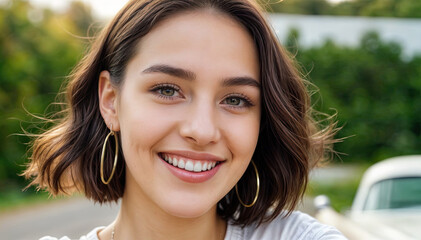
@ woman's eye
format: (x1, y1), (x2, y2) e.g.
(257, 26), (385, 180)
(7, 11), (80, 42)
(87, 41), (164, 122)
(160, 87), (176, 96)
(222, 95), (253, 108)
(225, 97), (242, 105)
(150, 84), (182, 99)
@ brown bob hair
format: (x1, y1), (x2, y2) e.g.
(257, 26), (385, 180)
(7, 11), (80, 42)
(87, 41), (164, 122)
(24, 0), (336, 226)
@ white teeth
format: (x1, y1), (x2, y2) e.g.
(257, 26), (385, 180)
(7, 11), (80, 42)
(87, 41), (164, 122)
(185, 160), (194, 171)
(178, 159), (185, 169)
(162, 153), (220, 172)
(194, 162), (202, 172)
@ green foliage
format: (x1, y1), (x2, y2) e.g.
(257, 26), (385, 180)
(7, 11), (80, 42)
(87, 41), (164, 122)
(263, 0), (331, 15)
(286, 30), (421, 163)
(262, 0), (421, 18)
(0, 1), (92, 193)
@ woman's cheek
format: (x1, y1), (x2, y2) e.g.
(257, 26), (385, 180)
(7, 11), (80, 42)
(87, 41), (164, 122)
(224, 115), (260, 160)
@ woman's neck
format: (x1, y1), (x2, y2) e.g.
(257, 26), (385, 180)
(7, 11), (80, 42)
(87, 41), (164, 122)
(99, 187), (227, 240)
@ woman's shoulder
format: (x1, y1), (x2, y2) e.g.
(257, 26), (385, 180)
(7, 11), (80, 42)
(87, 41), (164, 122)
(226, 211), (347, 240)
(39, 227), (104, 240)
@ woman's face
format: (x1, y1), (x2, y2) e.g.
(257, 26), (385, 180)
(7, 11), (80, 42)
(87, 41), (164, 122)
(102, 10), (260, 218)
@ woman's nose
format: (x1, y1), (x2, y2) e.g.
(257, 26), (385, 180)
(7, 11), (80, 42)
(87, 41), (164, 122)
(179, 103), (221, 146)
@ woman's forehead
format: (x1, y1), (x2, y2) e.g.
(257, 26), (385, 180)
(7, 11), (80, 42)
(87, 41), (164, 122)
(129, 10), (260, 81)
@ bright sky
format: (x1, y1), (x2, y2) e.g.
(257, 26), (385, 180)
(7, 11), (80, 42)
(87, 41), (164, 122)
(26, 0), (349, 19)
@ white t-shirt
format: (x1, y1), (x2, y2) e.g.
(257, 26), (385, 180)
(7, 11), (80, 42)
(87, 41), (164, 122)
(40, 211), (347, 240)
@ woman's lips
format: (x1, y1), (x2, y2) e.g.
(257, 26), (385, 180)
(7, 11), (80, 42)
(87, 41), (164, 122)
(161, 150), (225, 162)
(158, 152), (224, 183)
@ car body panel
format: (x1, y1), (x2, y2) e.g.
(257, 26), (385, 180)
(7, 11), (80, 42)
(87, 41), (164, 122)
(315, 155), (421, 240)
(352, 155), (421, 211)
(348, 210), (421, 239)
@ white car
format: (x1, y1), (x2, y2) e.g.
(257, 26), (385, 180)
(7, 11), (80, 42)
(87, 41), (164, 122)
(315, 155), (421, 240)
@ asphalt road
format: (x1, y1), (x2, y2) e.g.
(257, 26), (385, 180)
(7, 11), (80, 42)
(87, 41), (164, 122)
(0, 197), (119, 240)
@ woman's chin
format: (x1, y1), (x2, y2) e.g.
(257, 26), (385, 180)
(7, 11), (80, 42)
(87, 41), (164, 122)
(161, 200), (216, 219)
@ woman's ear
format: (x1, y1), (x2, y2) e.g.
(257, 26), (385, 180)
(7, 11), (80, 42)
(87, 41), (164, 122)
(98, 70), (120, 131)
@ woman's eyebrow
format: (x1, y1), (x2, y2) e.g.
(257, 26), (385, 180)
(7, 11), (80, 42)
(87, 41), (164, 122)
(142, 64), (260, 88)
(222, 77), (260, 88)
(142, 64), (196, 80)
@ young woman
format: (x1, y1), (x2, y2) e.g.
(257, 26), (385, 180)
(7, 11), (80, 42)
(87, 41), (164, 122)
(27, 0), (345, 239)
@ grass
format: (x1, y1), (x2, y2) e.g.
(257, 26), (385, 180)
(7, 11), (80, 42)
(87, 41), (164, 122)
(0, 185), (63, 213)
(306, 178), (361, 212)
(305, 164), (369, 213)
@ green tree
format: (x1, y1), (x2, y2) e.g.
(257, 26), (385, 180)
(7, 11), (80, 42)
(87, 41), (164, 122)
(0, 1), (91, 193)
(261, 0), (421, 18)
(289, 31), (421, 162)
(264, 0), (331, 15)
(351, 0), (421, 18)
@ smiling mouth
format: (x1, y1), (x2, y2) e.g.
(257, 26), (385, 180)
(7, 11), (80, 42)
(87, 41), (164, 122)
(159, 153), (220, 172)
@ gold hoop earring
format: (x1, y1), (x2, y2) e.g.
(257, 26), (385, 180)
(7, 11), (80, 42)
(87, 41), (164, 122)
(235, 160), (260, 208)
(100, 126), (119, 185)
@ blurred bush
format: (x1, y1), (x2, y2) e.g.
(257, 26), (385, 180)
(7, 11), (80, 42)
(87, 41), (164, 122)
(263, 0), (421, 18)
(0, 1), (95, 194)
(285, 30), (421, 163)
